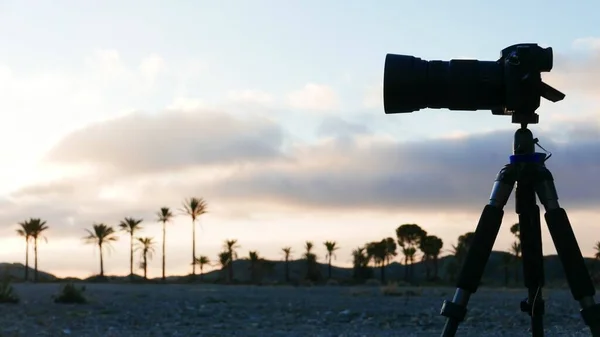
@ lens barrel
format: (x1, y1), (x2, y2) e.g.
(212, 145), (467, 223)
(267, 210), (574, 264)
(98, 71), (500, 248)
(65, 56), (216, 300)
(383, 54), (504, 114)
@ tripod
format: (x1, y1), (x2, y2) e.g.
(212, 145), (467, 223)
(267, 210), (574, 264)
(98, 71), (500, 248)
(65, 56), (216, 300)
(439, 125), (600, 337)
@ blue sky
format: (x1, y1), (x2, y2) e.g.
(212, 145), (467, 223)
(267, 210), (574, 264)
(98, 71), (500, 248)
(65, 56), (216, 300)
(0, 1), (599, 277)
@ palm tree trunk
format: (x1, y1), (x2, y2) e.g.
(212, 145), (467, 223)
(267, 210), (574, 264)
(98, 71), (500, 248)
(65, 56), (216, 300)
(162, 221), (166, 281)
(191, 219), (196, 275)
(328, 256), (332, 279)
(433, 256), (439, 279)
(284, 259), (290, 282)
(99, 244), (105, 277)
(34, 238), (39, 283)
(143, 253), (148, 280)
(403, 256), (409, 280)
(380, 262), (385, 283)
(129, 233), (133, 278)
(515, 256), (519, 284)
(228, 250), (233, 283)
(24, 239), (29, 281)
(200, 265), (204, 281)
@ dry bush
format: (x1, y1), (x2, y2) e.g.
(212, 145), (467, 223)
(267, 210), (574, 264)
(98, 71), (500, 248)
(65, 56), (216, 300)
(0, 279), (19, 304)
(364, 278), (381, 287)
(54, 283), (87, 304)
(381, 282), (423, 297)
(326, 279), (339, 286)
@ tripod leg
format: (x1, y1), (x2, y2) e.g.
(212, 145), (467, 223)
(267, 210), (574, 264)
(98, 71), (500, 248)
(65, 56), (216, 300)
(440, 165), (516, 337)
(536, 167), (600, 337)
(516, 181), (545, 337)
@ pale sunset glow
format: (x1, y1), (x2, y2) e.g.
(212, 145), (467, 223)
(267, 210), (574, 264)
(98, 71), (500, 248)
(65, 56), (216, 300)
(0, 1), (599, 282)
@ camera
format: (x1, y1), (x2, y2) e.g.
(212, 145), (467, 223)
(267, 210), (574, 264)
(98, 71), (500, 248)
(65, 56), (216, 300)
(383, 43), (565, 124)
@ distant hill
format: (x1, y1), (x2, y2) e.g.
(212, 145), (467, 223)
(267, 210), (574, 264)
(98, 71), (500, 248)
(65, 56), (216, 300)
(2, 251), (599, 286)
(0, 263), (58, 282)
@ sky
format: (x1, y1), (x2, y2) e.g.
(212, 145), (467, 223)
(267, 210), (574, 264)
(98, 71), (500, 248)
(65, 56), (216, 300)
(0, 0), (599, 279)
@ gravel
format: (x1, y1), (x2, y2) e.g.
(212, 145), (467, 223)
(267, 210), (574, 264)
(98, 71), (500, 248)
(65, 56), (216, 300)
(0, 284), (595, 336)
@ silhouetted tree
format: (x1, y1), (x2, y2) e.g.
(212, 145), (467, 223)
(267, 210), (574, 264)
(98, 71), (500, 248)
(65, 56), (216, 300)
(136, 237), (155, 280)
(501, 251), (512, 287)
(511, 241), (522, 283)
(156, 207), (174, 281)
(248, 251), (261, 284)
(181, 197), (208, 276)
(303, 241), (320, 282)
(595, 242), (600, 260)
(119, 217), (143, 279)
(28, 218), (48, 283)
(351, 246), (372, 281)
(83, 224), (118, 277)
(16, 220), (33, 281)
(193, 255), (210, 281)
(420, 235), (443, 281)
(367, 238), (397, 283)
(324, 241), (339, 279)
(510, 223), (521, 283)
(223, 239), (240, 283)
(281, 247), (293, 282)
(218, 251), (230, 281)
(396, 224), (427, 281)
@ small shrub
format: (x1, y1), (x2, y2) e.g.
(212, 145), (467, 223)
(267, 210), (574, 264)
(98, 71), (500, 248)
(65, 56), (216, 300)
(364, 279), (381, 287)
(326, 279), (339, 286)
(299, 279), (314, 287)
(381, 282), (423, 297)
(54, 283), (87, 304)
(0, 280), (19, 304)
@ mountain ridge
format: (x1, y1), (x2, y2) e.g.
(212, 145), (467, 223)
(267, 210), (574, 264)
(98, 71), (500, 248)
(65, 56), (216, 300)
(2, 251), (599, 285)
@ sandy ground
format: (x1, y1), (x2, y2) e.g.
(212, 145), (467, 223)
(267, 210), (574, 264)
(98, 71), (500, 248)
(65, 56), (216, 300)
(0, 283), (596, 337)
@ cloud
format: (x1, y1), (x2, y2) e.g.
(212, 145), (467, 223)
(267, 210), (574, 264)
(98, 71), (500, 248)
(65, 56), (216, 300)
(228, 89), (274, 105)
(6, 106), (600, 241)
(546, 39), (600, 96)
(363, 84), (383, 109)
(286, 83), (340, 111)
(139, 54), (165, 85)
(42, 109), (286, 176)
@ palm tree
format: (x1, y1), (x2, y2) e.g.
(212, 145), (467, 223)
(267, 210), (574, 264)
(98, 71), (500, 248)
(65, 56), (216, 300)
(83, 224), (118, 277)
(351, 246), (372, 281)
(28, 218), (49, 283)
(281, 247), (293, 282)
(323, 241), (339, 279)
(303, 241), (319, 281)
(223, 239), (240, 282)
(420, 235), (443, 280)
(248, 251), (261, 284)
(428, 236), (444, 279)
(181, 197), (208, 276)
(119, 217), (144, 278)
(218, 251), (230, 281)
(511, 241), (522, 283)
(501, 251), (512, 287)
(396, 223), (427, 281)
(136, 237), (155, 280)
(595, 242), (600, 260)
(193, 255), (211, 281)
(16, 220), (33, 281)
(156, 207), (174, 281)
(366, 241), (385, 282)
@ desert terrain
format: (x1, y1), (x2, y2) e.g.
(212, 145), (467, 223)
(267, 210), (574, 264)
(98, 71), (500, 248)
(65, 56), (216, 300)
(0, 283), (594, 337)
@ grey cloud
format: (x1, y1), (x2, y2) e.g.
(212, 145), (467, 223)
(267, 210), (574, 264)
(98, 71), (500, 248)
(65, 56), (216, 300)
(317, 116), (371, 139)
(8, 108), (600, 240)
(45, 110), (286, 175)
(206, 127), (600, 213)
